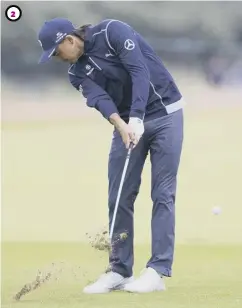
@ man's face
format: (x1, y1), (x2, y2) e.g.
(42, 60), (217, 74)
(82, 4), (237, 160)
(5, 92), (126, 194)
(53, 36), (83, 64)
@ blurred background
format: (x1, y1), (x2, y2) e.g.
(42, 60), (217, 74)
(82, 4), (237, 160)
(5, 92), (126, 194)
(2, 1), (242, 85)
(1, 1), (242, 244)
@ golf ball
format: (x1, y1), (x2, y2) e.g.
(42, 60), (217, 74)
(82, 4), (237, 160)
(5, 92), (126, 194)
(120, 232), (128, 240)
(212, 206), (221, 215)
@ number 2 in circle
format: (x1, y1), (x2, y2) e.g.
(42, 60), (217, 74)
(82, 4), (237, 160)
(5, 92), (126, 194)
(5, 5), (22, 22)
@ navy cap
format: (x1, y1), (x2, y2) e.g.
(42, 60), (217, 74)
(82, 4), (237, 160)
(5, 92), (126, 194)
(38, 18), (75, 64)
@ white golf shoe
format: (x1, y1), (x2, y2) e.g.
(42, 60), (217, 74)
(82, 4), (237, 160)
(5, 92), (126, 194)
(124, 267), (166, 293)
(83, 271), (133, 294)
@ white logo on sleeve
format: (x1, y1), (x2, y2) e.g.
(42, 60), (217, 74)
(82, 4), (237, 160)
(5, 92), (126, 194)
(124, 39), (135, 50)
(79, 84), (83, 93)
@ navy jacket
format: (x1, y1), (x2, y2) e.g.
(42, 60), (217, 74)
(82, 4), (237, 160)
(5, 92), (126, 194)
(69, 19), (183, 122)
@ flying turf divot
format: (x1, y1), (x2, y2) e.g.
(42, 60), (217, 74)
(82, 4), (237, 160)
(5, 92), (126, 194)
(13, 230), (128, 301)
(86, 229), (128, 253)
(13, 270), (52, 301)
(12, 261), (88, 301)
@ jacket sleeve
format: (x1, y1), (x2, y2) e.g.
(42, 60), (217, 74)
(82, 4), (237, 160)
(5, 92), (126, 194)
(69, 74), (119, 120)
(106, 20), (150, 120)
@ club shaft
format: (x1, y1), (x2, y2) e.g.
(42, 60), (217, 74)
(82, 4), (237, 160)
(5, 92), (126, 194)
(109, 144), (133, 241)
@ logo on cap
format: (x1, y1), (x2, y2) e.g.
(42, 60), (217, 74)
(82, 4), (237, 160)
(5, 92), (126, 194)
(55, 32), (67, 43)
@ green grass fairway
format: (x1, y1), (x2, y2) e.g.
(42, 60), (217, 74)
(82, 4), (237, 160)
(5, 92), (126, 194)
(2, 243), (242, 308)
(2, 85), (242, 307)
(2, 106), (242, 244)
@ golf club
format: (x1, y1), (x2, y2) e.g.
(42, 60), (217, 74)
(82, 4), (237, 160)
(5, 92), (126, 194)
(109, 142), (134, 242)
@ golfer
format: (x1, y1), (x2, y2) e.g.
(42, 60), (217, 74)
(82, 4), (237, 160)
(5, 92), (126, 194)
(38, 18), (184, 294)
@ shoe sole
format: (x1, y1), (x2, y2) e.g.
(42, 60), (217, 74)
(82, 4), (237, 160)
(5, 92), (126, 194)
(83, 291), (110, 294)
(124, 289), (165, 293)
(123, 285), (166, 293)
(83, 278), (134, 294)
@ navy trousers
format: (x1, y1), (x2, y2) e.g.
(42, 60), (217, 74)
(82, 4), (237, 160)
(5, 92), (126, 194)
(108, 109), (183, 278)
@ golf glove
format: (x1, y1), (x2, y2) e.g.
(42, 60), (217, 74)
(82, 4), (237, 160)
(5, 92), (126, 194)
(128, 117), (144, 146)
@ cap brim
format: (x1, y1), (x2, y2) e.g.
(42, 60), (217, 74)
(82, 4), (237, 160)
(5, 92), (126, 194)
(38, 47), (56, 64)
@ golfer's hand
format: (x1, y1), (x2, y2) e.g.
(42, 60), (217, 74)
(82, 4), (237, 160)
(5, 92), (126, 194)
(109, 113), (135, 149)
(117, 121), (135, 149)
(128, 117), (144, 148)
